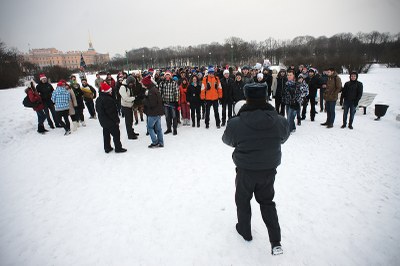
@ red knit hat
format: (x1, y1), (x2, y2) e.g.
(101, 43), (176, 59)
(57, 79), (66, 86)
(100, 82), (112, 93)
(141, 75), (152, 86)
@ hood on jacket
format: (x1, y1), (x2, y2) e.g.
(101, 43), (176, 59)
(350, 71), (358, 80)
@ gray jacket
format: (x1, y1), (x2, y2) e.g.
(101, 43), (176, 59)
(222, 103), (290, 170)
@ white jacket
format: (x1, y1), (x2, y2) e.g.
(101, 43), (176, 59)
(119, 80), (135, 108)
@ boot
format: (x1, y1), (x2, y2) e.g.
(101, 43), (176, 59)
(37, 125), (46, 134)
(72, 121), (79, 131)
(81, 121), (86, 127)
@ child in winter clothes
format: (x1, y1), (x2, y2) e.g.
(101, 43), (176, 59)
(179, 78), (190, 126)
(51, 80), (72, 135)
(25, 80), (48, 134)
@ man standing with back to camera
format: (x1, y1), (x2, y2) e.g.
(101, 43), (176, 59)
(222, 83), (290, 256)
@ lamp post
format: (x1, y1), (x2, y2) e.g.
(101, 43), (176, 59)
(209, 52), (212, 65)
(230, 45), (234, 64)
(142, 53), (144, 71)
(125, 50), (129, 74)
(197, 55), (200, 67)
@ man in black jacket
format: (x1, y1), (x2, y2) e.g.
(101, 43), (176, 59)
(36, 74), (61, 128)
(222, 83), (290, 256)
(340, 71), (363, 129)
(95, 82), (126, 153)
(303, 68), (321, 121)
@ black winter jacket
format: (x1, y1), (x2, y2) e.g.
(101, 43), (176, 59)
(232, 80), (245, 102)
(143, 84), (164, 116)
(308, 74), (321, 99)
(341, 80), (363, 105)
(220, 77), (234, 102)
(275, 76), (287, 99)
(95, 92), (120, 128)
(36, 82), (54, 102)
(186, 83), (202, 106)
(222, 103), (290, 170)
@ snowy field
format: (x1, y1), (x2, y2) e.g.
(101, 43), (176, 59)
(0, 64), (399, 266)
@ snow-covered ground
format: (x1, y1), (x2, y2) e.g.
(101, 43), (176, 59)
(0, 64), (399, 266)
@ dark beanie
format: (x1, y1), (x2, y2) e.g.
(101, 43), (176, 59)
(243, 83), (267, 99)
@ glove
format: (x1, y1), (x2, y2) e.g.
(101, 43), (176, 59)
(177, 106), (181, 111)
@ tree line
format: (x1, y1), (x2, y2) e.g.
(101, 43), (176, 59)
(0, 31), (399, 89)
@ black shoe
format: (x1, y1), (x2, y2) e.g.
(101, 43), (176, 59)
(315, 111), (318, 114)
(217, 125), (221, 129)
(115, 148), (127, 153)
(105, 147), (114, 153)
(349, 125), (353, 130)
(341, 124), (346, 129)
(157, 143), (164, 148)
(173, 129), (177, 135)
(221, 122), (226, 127)
(128, 135), (138, 140)
(146, 132), (149, 136)
(192, 123), (195, 127)
(320, 122), (328, 126)
(311, 117), (315, 121)
(297, 120), (301, 126)
(197, 123), (200, 128)
(141, 118), (144, 122)
(236, 223), (252, 241)
(206, 125), (209, 129)
(148, 143), (158, 148)
(301, 117), (306, 120)
(133, 131), (139, 136)
(164, 129), (172, 134)
(56, 125), (63, 128)
(50, 125), (55, 129)
(134, 121), (138, 125)
(327, 124), (333, 128)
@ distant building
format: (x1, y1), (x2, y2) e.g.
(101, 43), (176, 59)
(24, 41), (109, 69)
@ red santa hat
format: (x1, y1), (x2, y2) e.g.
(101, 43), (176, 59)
(100, 82), (112, 94)
(141, 75), (152, 86)
(57, 79), (66, 86)
(39, 74), (47, 80)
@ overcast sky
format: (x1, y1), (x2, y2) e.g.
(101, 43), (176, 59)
(1, 0), (399, 57)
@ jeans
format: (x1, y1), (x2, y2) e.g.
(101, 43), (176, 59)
(205, 100), (221, 126)
(286, 105), (297, 131)
(235, 167), (280, 243)
(164, 104), (177, 130)
(343, 100), (356, 126)
(36, 109), (46, 125)
(326, 101), (336, 125)
(147, 115), (164, 145)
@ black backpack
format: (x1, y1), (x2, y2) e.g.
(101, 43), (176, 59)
(23, 95), (39, 108)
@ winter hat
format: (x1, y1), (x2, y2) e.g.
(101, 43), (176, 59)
(173, 76), (179, 81)
(243, 83), (268, 99)
(100, 82), (112, 94)
(141, 75), (152, 86)
(298, 73), (306, 79)
(254, 63), (262, 70)
(242, 65), (250, 70)
(127, 76), (136, 85)
(148, 68), (154, 73)
(39, 74), (47, 80)
(165, 71), (172, 76)
(235, 72), (243, 77)
(308, 68), (316, 73)
(223, 69), (229, 75)
(57, 79), (66, 86)
(208, 66), (215, 73)
(257, 73), (264, 80)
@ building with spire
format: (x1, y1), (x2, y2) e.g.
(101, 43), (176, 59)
(24, 40), (110, 69)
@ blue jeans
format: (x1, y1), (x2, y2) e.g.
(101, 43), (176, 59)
(326, 101), (336, 125)
(147, 115), (164, 145)
(286, 106), (297, 131)
(343, 100), (356, 126)
(36, 109), (46, 125)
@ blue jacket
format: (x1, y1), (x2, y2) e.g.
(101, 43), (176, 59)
(51, 86), (70, 111)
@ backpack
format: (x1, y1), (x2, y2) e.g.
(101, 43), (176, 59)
(22, 95), (39, 108)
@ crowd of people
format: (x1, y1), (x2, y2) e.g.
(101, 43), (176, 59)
(24, 63), (363, 151)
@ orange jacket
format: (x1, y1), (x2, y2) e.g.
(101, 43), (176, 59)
(201, 75), (223, 101)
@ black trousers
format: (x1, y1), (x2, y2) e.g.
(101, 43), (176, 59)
(103, 125), (122, 151)
(205, 100), (220, 127)
(235, 167), (281, 243)
(190, 104), (201, 125)
(85, 99), (96, 117)
(221, 100), (233, 123)
(274, 97), (285, 116)
(122, 106), (135, 138)
(56, 110), (70, 131)
(301, 96), (317, 120)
